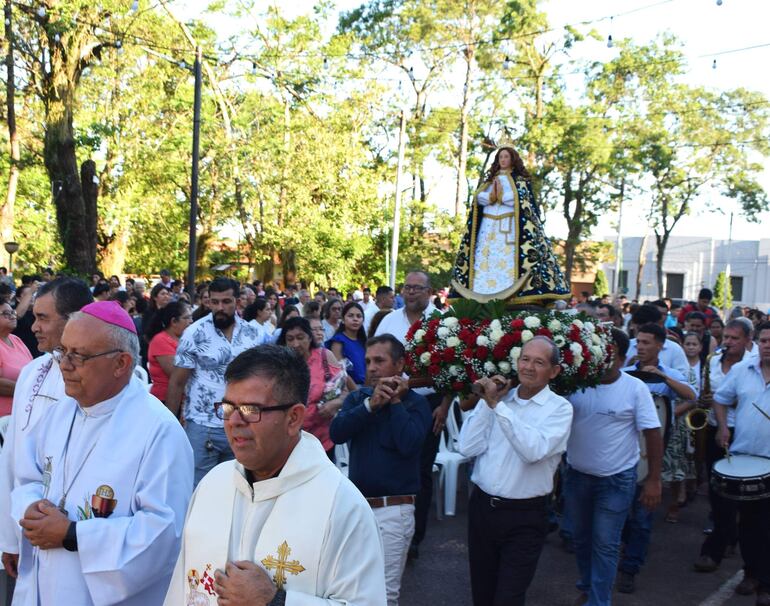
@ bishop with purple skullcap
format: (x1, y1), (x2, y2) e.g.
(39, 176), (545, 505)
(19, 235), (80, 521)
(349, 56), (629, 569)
(80, 300), (137, 334)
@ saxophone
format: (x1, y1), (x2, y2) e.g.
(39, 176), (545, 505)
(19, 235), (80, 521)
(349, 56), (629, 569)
(687, 352), (715, 431)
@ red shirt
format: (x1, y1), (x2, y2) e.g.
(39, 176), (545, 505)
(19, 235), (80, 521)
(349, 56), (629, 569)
(148, 331), (178, 402)
(677, 303), (718, 327)
(0, 334), (33, 416)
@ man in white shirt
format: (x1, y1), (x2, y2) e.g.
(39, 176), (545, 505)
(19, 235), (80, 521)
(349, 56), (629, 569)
(565, 329), (662, 606)
(625, 304), (689, 377)
(705, 321), (770, 605)
(364, 286), (395, 334)
(0, 278), (93, 602)
(165, 345), (386, 606)
(459, 336), (573, 606)
(375, 272), (449, 560)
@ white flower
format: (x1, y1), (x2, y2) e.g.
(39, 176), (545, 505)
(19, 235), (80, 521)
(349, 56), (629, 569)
(443, 316), (459, 328)
(419, 352), (432, 365)
(592, 334), (601, 345)
(509, 347), (522, 361)
(572, 319), (584, 329)
(524, 316), (541, 329)
(570, 342), (583, 356)
(521, 329), (534, 343)
(484, 361), (497, 374)
(446, 336), (460, 348)
(450, 365), (462, 376)
(490, 319), (502, 331)
(591, 345), (603, 357)
(584, 321), (595, 333)
(476, 335), (490, 347)
(490, 329), (505, 344)
(437, 326), (450, 338)
(414, 329), (425, 343)
(548, 319), (562, 332)
(573, 354), (583, 366)
(554, 335), (566, 347)
(498, 361), (512, 374)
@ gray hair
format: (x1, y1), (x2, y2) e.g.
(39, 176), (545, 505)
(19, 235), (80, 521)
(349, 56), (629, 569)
(69, 311), (140, 372)
(728, 317), (753, 338)
(524, 335), (560, 366)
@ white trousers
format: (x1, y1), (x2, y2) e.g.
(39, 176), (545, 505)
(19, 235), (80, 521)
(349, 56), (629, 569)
(373, 504), (415, 606)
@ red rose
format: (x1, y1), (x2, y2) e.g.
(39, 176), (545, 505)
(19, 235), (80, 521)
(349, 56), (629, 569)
(460, 318), (474, 327)
(536, 327), (553, 338)
(578, 363), (589, 378)
(463, 348), (475, 360)
(428, 318), (441, 329)
(459, 328), (474, 345)
(428, 364), (441, 376)
(476, 346), (489, 359)
(569, 326), (581, 340)
(430, 351), (442, 364)
(510, 318), (525, 329)
(414, 344), (426, 356)
(563, 350), (574, 365)
(452, 381), (466, 392)
(466, 367), (479, 382)
(510, 331), (522, 344)
(424, 330), (437, 345)
(442, 348), (456, 362)
(492, 343), (508, 361)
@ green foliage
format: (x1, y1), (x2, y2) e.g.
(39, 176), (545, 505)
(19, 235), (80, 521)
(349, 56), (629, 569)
(713, 271), (733, 311)
(593, 269), (610, 298)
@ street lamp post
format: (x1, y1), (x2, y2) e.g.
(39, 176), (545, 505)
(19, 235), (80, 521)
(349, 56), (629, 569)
(3, 242), (19, 275)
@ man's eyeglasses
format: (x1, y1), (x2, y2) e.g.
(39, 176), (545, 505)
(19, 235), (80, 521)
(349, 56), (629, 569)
(0, 311), (16, 318)
(403, 285), (428, 293)
(52, 348), (123, 367)
(213, 401), (296, 423)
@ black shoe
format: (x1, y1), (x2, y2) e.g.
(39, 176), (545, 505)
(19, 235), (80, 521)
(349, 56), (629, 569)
(694, 555), (719, 572)
(407, 542), (419, 561)
(616, 571), (635, 594)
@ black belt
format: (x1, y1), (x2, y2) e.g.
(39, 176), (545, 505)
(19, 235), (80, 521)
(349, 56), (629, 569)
(477, 488), (548, 510)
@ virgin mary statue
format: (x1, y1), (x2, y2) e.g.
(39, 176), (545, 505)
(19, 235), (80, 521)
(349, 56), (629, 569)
(451, 146), (570, 305)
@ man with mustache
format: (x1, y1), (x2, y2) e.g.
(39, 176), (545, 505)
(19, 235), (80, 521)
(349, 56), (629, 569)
(166, 278), (269, 486)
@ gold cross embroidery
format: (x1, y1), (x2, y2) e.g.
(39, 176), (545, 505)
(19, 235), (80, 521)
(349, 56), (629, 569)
(261, 541), (306, 589)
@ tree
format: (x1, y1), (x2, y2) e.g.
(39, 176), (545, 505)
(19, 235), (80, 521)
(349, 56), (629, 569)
(593, 269), (609, 298)
(713, 271), (732, 312)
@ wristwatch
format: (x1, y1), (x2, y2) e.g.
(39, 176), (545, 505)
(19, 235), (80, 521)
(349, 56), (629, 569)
(63, 522), (78, 552)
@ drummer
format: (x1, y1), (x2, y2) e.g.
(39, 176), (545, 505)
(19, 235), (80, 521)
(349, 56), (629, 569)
(616, 323), (695, 595)
(709, 321), (770, 606)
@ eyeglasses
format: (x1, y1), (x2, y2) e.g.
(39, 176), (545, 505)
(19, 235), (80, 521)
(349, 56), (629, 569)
(213, 401), (296, 423)
(0, 311), (16, 318)
(52, 348), (123, 368)
(403, 284), (428, 293)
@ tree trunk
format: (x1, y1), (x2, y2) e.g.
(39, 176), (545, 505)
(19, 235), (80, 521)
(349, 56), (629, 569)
(81, 160), (99, 266)
(655, 231), (670, 298)
(635, 233), (649, 301)
(2, 0), (18, 244)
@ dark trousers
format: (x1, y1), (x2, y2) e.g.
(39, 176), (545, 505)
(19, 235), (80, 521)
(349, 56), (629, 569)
(412, 393), (443, 545)
(701, 425), (738, 561)
(468, 487), (548, 606)
(737, 497), (770, 590)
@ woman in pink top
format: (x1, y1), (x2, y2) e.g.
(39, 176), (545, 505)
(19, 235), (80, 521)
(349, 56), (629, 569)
(147, 301), (192, 403)
(277, 316), (348, 459)
(0, 302), (32, 416)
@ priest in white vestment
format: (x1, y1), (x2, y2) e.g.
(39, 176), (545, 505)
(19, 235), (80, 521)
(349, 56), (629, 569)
(165, 345), (386, 606)
(0, 278), (93, 603)
(11, 301), (193, 605)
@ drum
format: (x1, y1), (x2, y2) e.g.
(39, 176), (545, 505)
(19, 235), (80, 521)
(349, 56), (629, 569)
(712, 455), (770, 501)
(637, 395), (672, 483)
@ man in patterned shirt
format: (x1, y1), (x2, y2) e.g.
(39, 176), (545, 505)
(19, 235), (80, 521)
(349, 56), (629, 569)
(166, 278), (269, 486)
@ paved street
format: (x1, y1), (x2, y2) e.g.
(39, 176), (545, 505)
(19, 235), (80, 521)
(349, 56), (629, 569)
(401, 477), (747, 606)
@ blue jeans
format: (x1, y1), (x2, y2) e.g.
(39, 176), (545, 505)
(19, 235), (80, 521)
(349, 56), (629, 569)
(185, 420), (234, 487)
(620, 484), (655, 576)
(565, 466), (637, 606)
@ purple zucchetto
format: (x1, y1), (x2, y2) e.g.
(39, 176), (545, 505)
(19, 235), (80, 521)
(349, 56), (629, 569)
(80, 301), (137, 334)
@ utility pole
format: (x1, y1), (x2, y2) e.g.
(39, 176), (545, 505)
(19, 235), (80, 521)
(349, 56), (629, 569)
(723, 211), (733, 319)
(187, 46), (202, 294)
(389, 109), (407, 290)
(613, 178), (625, 295)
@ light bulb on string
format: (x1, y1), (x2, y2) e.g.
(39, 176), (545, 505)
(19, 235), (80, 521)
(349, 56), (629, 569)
(716, 0), (723, 5)
(37, 6), (46, 18)
(323, 56), (329, 71)
(607, 35), (614, 48)
(503, 55), (511, 69)
(251, 62), (257, 75)
(131, 0), (139, 12)
(179, 60), (186, 69)
(54, 33), (60, 42)
(712, 59), (717, 69)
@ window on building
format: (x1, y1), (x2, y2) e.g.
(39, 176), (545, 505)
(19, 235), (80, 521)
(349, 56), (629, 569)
(730, 276), (744, 302)
(612, 269), (629, 293)
(665, 273), (684, 299)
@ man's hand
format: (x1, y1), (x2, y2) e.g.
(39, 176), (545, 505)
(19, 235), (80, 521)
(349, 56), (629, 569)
(716, 425), (730, 449)
(640, 365), (665, 378)
(370, 378), (399, 411)
(2, 552), (18, 578)
(19, 500), (70, 550)
(215, 560), (276, 606)
(432, 399), (450, 436)
(640, 477), (662, 511)
(472, 375), (513, 409)
(699, 391), (714, 408)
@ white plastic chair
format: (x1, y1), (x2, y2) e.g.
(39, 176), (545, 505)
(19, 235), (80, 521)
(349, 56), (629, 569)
(433, 399), (471, 516)
(432, 463), (445, 520)
(335, 443), (350, 477)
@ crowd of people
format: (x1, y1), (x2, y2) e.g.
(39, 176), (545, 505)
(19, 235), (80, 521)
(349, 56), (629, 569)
(0, 266), (766, 606)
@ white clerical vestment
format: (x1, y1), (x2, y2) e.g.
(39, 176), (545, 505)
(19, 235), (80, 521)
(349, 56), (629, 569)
(165, 432), (386, 606)
(0, 354), (65, 605)
(10, 378), (193, 606)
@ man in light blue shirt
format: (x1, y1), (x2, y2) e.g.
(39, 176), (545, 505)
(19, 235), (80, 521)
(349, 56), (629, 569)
(710, 321), (770, 604)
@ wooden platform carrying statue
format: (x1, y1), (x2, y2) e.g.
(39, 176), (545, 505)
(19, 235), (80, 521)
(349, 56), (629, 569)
(450, 146), (570, 306)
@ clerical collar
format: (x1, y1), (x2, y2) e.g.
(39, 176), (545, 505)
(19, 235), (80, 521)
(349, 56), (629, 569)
(77, 382), (129, 418)
(245, 466), (284, 485)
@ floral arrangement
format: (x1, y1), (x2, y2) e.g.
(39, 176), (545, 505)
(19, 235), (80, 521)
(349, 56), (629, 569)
(405, 309), (614, 396)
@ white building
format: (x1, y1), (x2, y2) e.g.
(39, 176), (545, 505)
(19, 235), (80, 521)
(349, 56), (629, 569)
(600, 235), (770, 309)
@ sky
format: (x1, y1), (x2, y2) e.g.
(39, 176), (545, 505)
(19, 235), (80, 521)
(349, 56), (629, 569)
(179, 0), (770, 243)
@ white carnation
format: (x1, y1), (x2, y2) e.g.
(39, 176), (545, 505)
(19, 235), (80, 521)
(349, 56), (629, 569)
(510, 347), (522, 359)
(490, 329), (505, 344)
(554, 335), (566, 347)
(521, 329), (534, 343)
(446, 336), (461, 348)
(437, 326), (450, 338)
(573, 354), (583, 366)
(484, 361), (497, 374)
(524, 316), (541, 329)
(591, 345), (603, 357)
(476, 335), (490, 347)
(419, 352), (432, 365)
(498, 361), (512, 374)
(414, 329), (426, 343)
(592, 334), (601, 345)
(572, 319), (584, 329)
(443, 317), (459, 328)
(449, 365), (462, 376)
(548, 319), (562, 332)
(490, 319), (502, 331)
(570, 342), (583, 356)
(584, 321), (595, 333)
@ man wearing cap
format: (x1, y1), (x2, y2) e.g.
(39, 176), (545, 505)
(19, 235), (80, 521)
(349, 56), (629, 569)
(11, 301), (193, 605)
(0, 278), (93, 601)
